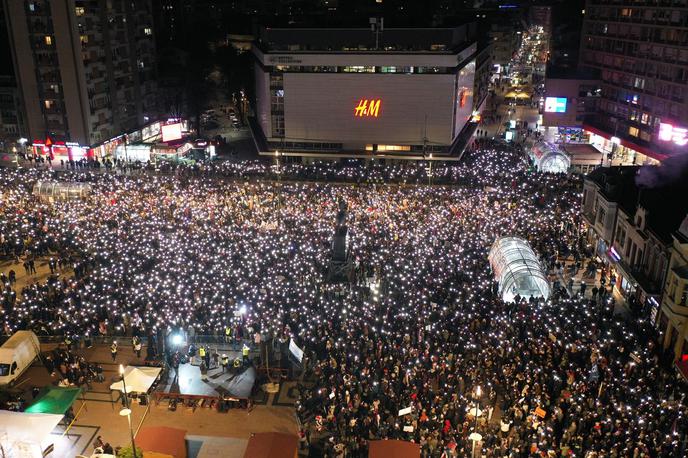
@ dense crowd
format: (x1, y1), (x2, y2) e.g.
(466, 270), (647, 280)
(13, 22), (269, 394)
(0, 142), (686, 457)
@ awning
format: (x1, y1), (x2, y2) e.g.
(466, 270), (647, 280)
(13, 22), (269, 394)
(135, 426), (187, 458)
(110, 366), (162, 394)
(369, 440), (420, 458)
(242, 432), (298, 458)
(0, 410), (63, 458)
(25, 386), (82, 415)
(583, 123), (669, 162)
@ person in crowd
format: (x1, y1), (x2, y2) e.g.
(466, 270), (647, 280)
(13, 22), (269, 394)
(0, 142), (684, 457)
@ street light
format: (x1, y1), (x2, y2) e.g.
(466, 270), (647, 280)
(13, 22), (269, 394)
(470, 385), (482, 458)
(119, 365), (138, 458)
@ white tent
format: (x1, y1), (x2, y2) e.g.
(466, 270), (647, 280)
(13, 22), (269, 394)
(110, 366), (162, 394)
(0, 410), (63, 458)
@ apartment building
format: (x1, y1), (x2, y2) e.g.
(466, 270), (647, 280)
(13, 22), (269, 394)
(582, 166), (688, 321)
(3, 0), (157, 147)
(579, 0), (688, 164)
(659, 216), (688, 363)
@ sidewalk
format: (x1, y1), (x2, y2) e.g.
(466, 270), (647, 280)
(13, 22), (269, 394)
(554, 257), (630, 318)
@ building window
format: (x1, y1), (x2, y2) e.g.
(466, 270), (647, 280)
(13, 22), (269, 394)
(44, 36), (53, 45)
(75, 6), (85, 16)
(80, 35), (88, 44)
(629, 126), (639, 137)
(144, 27), (152, 36)
(597, 207), (606, 225)
(342, 66), (375, 73)
(44, 100), (53, 109)
(376, 145), (411, 152)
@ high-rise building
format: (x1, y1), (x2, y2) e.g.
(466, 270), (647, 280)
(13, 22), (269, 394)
(579, 0), (688, 164)
(3, 0), (157, 147)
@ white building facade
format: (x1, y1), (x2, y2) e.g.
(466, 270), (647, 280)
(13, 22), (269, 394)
(252, 26), (480, 157)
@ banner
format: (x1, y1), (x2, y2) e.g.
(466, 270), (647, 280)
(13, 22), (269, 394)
(398, 406), (413, 416)
(289, 339), (304, 363)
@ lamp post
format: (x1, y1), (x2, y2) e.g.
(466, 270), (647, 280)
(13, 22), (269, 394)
(119, 365), (138, 458)
(470, 385), (482, 458)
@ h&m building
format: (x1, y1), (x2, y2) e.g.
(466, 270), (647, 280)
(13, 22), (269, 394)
(251, 25), (487, 158)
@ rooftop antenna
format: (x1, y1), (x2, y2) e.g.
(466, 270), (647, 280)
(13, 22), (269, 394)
(370, 17), (384, 50)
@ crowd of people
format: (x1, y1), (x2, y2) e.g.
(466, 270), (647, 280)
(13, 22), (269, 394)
(0, 141), (686, 457)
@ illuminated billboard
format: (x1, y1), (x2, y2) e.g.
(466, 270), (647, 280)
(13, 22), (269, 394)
(658, 122), (688, 146)
(544, 97), (567, 113)
(161, 123), (183, 142)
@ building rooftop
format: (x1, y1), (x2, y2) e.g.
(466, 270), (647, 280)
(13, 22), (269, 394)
(587, 166), (688, 244)
(255, 25), (476, 54)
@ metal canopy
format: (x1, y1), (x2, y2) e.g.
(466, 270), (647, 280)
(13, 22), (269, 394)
(488, 237), (550, 302)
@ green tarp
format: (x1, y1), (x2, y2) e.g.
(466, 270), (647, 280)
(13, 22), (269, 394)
(25, 386), (82, 415)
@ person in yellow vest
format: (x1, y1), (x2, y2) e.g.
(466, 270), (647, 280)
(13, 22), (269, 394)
(110, 341), (118, 361)
(242, 344), (250, 366)
(224, 326), (232, 344)
(221, 353), (229, 372)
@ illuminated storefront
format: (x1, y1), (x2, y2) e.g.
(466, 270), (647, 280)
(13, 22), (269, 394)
(31, 139), (88, 161)
(585, 124), (665, 166)
(29, 119), (190, 162)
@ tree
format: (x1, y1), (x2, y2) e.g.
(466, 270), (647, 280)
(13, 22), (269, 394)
(117, 445), (143, 458)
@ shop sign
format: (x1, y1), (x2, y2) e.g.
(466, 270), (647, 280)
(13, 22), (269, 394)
(354, 99), (381, 118)
(658, 123), (688, 146)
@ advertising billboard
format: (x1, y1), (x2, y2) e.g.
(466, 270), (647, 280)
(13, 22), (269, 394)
(161, 123), (183, 142)
(658, 122), (688, 146)
(544, 97), (567, 113)
(283, 72), (471, 147)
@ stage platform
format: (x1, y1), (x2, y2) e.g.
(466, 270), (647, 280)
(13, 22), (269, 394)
(156, 362), (257, 400)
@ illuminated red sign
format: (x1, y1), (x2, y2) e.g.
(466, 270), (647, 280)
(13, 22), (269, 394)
(354, 99), (381, 118)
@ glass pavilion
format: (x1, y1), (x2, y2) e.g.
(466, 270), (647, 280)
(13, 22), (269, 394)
(33, 181), (92, 202)
(488, 237), (551, 302)
(531, 142), (571, 174)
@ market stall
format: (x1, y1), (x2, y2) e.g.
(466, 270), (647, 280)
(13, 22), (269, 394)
(0, 410), (63, 458)
(110, 366), (162, 395)
(368, 440), (420, 458)
(242, 432), (298, 458)
(135, 426), (187, 458)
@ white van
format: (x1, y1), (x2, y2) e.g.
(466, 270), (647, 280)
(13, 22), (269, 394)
(0, 331), (40, 385)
